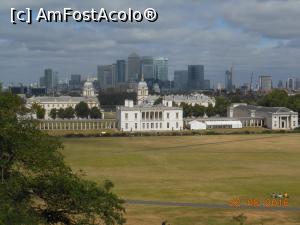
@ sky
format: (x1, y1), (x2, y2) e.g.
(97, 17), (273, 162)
(1, 0), (300, 87)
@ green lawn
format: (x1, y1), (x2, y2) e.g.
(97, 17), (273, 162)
(62, 134), (300, 225)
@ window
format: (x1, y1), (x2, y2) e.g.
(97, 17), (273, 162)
(176, 122), (179, 128)
(160, 123), (162, 129)
(151, 123), (154, 129)
(125, 123), (128, 129)
(167, 113), (170, 119)
(125, 113), (128, 120)
(142, 123), (145, 129)
(135, 123), (138, 129)
(293, 121), (296, 127)
(135, 113), (138, 119)
(142, 112), (145, 119)
(156, 123), (158, 129)
(147, 123), (149, 129)
(176, 112), (179, 119)
(167, 122), (169, 129)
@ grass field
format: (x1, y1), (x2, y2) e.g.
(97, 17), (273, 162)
(62, 134), (300, 225)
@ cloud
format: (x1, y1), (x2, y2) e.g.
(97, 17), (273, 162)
(0, 0), (300, 86)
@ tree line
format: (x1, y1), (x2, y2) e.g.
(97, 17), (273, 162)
(32, 101), (102, 120)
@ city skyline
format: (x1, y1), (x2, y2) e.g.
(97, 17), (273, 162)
(1, 0), (300, 86)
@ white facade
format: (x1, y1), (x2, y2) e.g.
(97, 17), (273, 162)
(82, 80), (96, 97)
(117, 100), (183, 132)
(26, 96), (100, 120)
(228, 103), (299, 130)
(188, 118), (242, 130)
(189, 120), (207, 130)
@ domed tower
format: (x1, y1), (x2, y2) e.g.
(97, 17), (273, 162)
(137, 74), (148, 105)
(83, 80), (95, 97)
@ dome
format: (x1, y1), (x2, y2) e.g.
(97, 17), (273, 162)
(84, 81), (93, 88)
(138, 80), (148, 89)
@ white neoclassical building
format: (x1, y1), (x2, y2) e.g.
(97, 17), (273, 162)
(117, 99), (183, 132)
(26, 80), (102, 120)
(228, 103), (298, 130)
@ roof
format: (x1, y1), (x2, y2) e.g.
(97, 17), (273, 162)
(117, 104), (182, 111)
(27, 96), (99, 104)
(233, 104), (296, 114)
(186, 117), (241, 122)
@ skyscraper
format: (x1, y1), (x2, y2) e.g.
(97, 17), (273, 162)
(141, 56), (154, 80)
(97, 65), (114, 89)
(127, 52), (141, 82)
(225, 68), (233, 91)
(174, 70), (188, 90)
(154, 57), (168, 81)
(187, 65), (204, 90)
(296, 78), (300, 90)
(204, 79), (211, 90)
(259, 75), (272, 92)
(116, 60), (126, 83)
(277, 80), (284, 89)
(287, 77), (296, 90)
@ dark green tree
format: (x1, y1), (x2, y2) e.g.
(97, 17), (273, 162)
(193, 104), (205, 117)
(258, 89), (289, 107)
(49, 108), (57, 120)
(214, 97), (231, 117)
(0, 92), (125, 225)
(75, 102), (90, 118)
(64, 107), (75, 119)
(153, 97), (163, 105)
(31, 103), (46, 119)
(57, 108), (65, 119)
(90, 107), (102, 119)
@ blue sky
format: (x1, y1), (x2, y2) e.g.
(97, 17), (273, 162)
(1, 0), (300, 87)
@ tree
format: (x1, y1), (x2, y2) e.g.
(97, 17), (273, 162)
(0, 92), (125, 225)
(214, 97), (231, 117)
(31, 103), (46, 119)
(75, 102), (90, 118)
(258, 89), (289, 107)
(90, 107), (102, 119)
(49, 108), (57, 120)
(193, 104), (205, 117)
(57, 108), (65, 119)
(64, 107), (75, 119)
(153, 97), (163, 105)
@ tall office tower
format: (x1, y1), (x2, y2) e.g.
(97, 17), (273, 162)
(287, 77), (296, 90)
(39, 76), (45, 87)
(97, 65), (114, 89)
(187, 65), (204, 90)
(204, 79), (211, 90)
(259, 75), (272, 92)
(277, 80), (284, 89)
(174, 70), (188, 90)
(154, 57), (168, 81)
(69, 74), (82, 90)
(116, 60), (126, 83)
(70, 74), (81, 84)
(225, 68), (233, 91)
(44, 69), (53, 89)
(127, 52), (141, 82)
(141, 56), (154, 80)
(296, 78), (300, 90)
